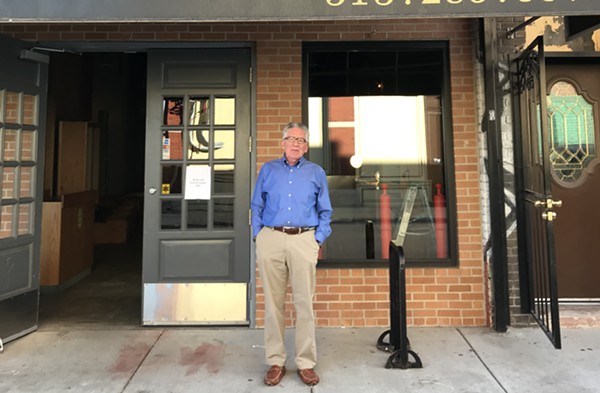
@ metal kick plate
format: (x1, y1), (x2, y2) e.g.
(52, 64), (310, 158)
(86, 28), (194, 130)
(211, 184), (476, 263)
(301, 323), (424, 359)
(143, 283), (247, 325)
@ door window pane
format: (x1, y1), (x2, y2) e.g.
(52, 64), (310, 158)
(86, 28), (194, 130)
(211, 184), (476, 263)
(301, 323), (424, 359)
(187, 200), (208, 229)
(162, 165), (182, 195)
(21, 131), (35, 161)
(214, 198), (234, 229)
(18, 203), (32, 235)
(4, 91), (19, 123)
(188, 129), (210, 160)
(214, 98), (235, 125)
(189, 97), (210, 126)
(2, 167), (16, 199)
(214, 164), (234, 195)
(22, 94), (37, 126)
(19, 166), (33, 198)
(0, 205), (13, 238)
(162, 130), (183, 160)
(161, 200), (181, 230)
(163, 97), (184, 126)
(3, 129), (18, 161)
(214, 130), (235, 160)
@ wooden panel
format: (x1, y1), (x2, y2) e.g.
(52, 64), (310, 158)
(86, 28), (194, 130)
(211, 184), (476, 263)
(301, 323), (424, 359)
(40, 191), (96, 287)
(40, 202), (62, 286)
(58, 121), (90, 195)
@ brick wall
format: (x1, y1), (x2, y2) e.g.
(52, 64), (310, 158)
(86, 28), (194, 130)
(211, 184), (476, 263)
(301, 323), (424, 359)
(1, 18), (487, 327)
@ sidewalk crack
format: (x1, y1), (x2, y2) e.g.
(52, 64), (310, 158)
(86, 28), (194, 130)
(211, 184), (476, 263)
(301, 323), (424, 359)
(120, 329), (165, 393)
(456, 328), (508, 393)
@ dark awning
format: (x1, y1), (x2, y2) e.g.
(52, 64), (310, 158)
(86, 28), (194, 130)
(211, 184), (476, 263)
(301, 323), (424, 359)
(0, 0), (599, 23)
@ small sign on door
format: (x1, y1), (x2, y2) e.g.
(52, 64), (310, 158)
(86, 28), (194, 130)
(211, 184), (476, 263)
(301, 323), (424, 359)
(185, 165), (211, 200)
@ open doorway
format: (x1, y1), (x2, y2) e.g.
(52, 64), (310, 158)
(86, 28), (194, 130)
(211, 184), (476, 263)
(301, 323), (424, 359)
(38, 51), (147, 329)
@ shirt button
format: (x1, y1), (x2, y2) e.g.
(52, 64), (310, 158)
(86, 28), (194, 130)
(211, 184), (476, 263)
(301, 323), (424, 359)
(288, 207), (291, 210)
(288, 194), (292, 197)
(289, 181), (292, 184)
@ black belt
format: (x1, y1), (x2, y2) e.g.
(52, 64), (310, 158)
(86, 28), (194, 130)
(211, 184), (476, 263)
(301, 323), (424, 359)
(271, 226), (315, 235)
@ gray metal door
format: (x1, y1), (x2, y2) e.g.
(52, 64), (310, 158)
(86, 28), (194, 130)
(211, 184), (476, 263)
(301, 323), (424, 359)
(0, 36), (48, 344)
(514, 36), (562, 348)
(142, 49), (252, 325)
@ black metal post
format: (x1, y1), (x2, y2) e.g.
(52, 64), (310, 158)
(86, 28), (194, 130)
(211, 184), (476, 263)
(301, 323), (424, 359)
(365, 220), (374, 259)
(376, 241), (422, 369)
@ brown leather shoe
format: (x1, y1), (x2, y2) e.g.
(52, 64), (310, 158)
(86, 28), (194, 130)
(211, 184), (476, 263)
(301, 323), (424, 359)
(297, 368), (320, 386)
(264, 365), (286, 386)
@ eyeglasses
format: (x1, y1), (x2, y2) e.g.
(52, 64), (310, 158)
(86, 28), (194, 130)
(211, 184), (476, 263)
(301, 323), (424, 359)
(284, 136), (307, 144)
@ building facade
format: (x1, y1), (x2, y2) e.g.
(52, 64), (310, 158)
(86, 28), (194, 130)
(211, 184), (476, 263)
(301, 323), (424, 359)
(0, 1), (598, 348)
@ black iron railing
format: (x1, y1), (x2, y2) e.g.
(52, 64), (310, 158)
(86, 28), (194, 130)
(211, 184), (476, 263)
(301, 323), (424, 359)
(376, 241), (422, 369)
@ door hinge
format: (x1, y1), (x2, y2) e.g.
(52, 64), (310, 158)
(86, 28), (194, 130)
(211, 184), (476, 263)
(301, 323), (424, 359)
(0, 337), (4, 353)
(249, 136), (252, 153)
(249, 66), (253, 83)
(249, 208), (252, 226)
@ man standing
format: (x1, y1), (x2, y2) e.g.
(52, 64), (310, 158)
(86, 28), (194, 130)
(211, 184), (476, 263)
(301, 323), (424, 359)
(251, 122), (332, 386)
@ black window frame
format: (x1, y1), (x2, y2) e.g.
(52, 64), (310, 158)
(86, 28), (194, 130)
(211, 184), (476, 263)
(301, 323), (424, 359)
(302, 41), (458, 269)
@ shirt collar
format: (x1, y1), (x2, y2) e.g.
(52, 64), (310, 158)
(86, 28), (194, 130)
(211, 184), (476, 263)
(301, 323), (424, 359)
(281, 154), (305, 168)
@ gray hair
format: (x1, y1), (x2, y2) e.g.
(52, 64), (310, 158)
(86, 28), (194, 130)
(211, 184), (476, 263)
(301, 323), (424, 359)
(282, 122), (309, 140)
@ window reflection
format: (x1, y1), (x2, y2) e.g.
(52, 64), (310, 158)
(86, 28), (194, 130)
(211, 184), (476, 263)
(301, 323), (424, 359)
(189, 97), (210, 126)
(3, 130), (18, 161)
(21, 131), (36, 161)
(214, 98), (235, 125)
(214, 198), (234, 229)
(18, 203), (32, 235)
(161, 165), (182, 195)
(4, 91), (19, 123)
(309, 95), (448, 261)
(161, 200), (181, 230)
(22, 94), (37, 126)
(2, 167), (16, 199)
(188, 200), (208, 229)
(163, 97), (183, 126)
(162, 130), (183, 160)
(214, 130), (235, 160)
(19, 167), (33, 198)
(188, 130), (211, 160)
(214, 164), (234, 194)
(0, 205), (13, 238)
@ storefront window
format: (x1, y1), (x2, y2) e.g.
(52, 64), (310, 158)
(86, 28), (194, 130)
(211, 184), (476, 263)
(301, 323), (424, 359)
(303, 42), (456, 266)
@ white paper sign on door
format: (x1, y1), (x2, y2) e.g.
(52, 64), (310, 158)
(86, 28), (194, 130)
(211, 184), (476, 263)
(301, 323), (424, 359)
(185, 165), (211, 200)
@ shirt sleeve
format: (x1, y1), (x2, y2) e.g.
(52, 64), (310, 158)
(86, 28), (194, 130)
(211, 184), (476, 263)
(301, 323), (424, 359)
(250, 165), (267, 238)
(314, 167), (333, 245)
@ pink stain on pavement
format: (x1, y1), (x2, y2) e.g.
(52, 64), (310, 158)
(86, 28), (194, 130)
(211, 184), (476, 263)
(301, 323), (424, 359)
(109, 342), (152, 375)
(179, 341), (225, 376)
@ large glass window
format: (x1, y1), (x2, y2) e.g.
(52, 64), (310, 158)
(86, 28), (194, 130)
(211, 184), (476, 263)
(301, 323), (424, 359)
(303, 42), (456, 266)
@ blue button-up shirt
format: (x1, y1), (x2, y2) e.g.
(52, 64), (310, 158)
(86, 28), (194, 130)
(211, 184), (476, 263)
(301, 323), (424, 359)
(251, 156), (332, 244)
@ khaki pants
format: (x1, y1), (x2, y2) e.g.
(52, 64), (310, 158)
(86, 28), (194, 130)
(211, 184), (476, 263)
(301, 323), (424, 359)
(256, 227), (320, 369)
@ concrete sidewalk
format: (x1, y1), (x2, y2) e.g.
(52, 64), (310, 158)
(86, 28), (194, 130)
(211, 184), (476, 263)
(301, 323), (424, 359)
(1, 326), (598, 393)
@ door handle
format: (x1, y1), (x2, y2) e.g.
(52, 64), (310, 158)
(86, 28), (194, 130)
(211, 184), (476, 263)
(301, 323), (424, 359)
(534, 198), (562, 209)
(542, 211), (557, 222)
(148, 187), (157, 195)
